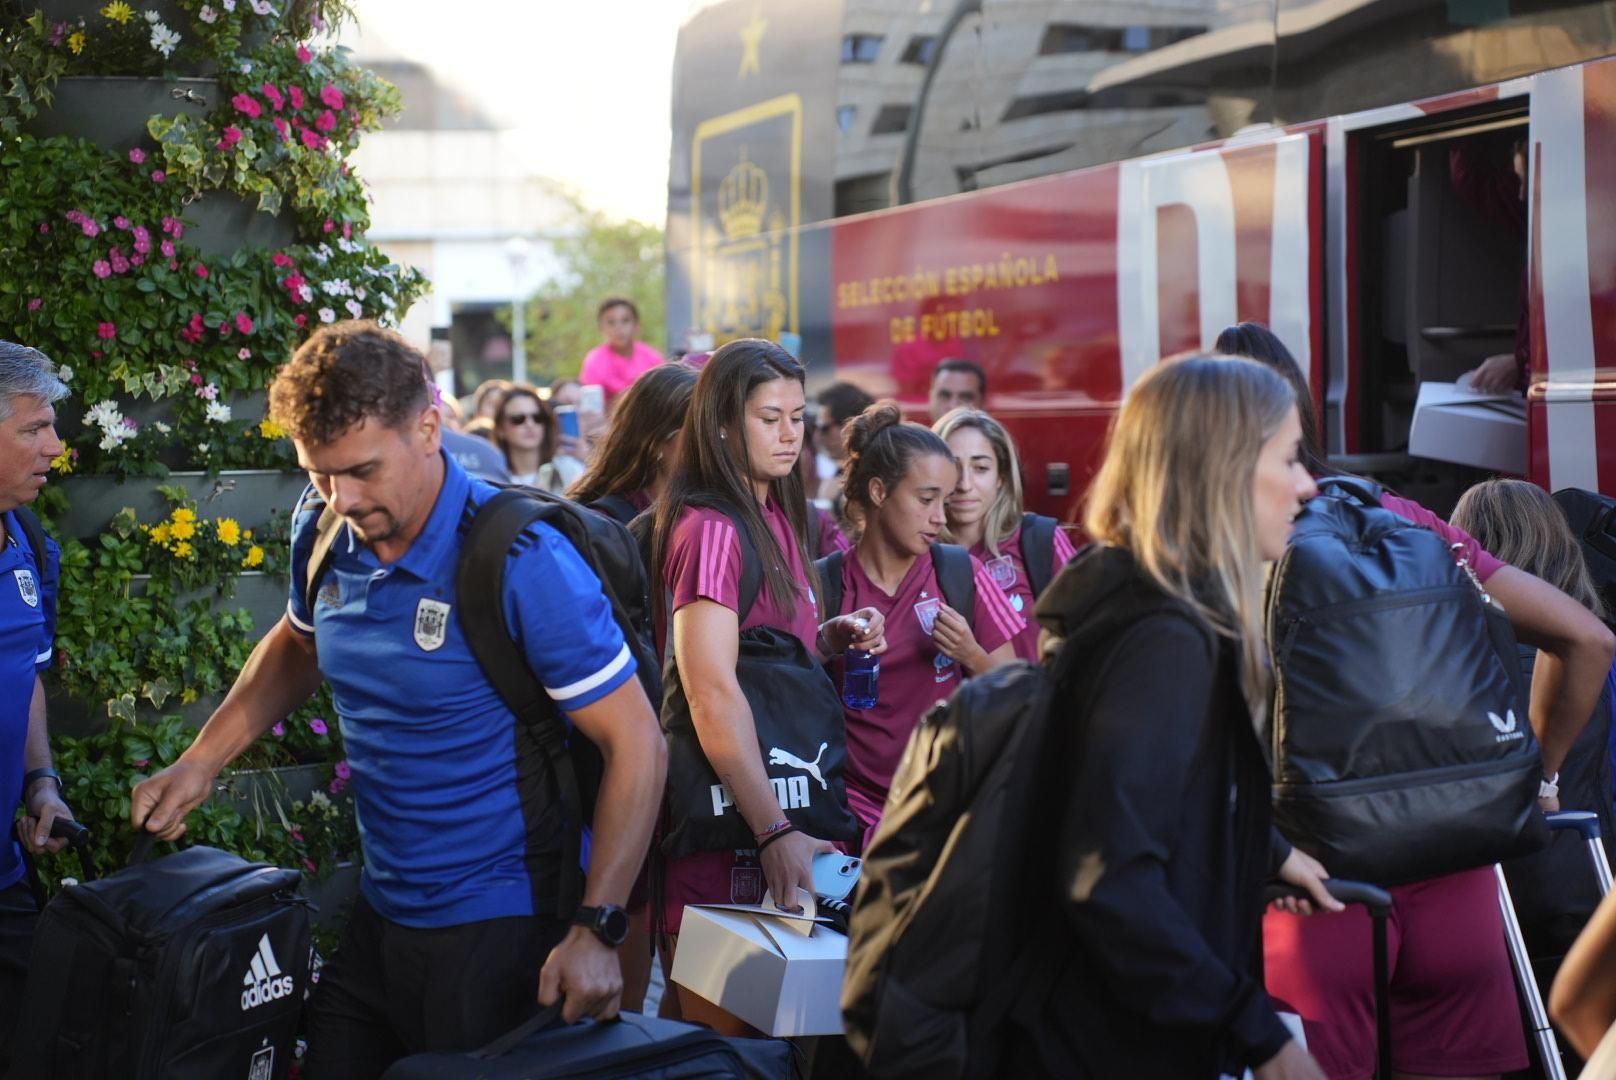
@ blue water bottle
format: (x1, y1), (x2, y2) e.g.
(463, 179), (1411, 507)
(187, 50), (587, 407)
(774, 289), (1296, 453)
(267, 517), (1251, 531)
(842, 620), (879, 709)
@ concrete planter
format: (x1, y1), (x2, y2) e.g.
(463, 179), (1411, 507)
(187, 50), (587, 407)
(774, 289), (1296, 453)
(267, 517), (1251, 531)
(129, 569), (287, 637)
(55, 468), (308, 541)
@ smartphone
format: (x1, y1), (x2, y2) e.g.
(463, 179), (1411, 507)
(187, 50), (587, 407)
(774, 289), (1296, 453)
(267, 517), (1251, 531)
(812, 852), (862, 902)
(555, 405), (580, 439)
(578, 384), (605, 417)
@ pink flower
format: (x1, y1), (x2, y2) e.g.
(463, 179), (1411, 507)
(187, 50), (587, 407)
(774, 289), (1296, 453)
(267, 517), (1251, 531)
(288, 85), (305, 110)
(168, 260), (179, 271)
(113, 216), (130, 230)
(194, 263), (208, 278)
(231, 93), (262, 119)
(322, 218), (335, 234)
(302, 857), (318, 873)
(129, 148), (146, 164)
(271, 252), (295, 268)
(342, 223), (352, 239)
(27, 298), (41, 312)
(97, 322), (116, 340)
(272, 117), (290, 143)
(190, 373), (203, 385)
(161, 216), (179, 235)
(37, 223), (48, 234)
(133, 759), (149, 770)
(309, 717), (329, 735)
(334, 761), (351, 779)
(238, 347), (251, 359)
(110, 252), (130, 274)
(296, 45), (313, 64)
(92, 260), (111, 279)
(132, 226), (151, 252)
(315, 110), (337, 133)
(131, 254), (144, 267)
(81, 219), (100, 238)
(320, 84), (344, 110)
(150, 170), (165, 184)
(299, 128), (325, 152)
(272, 721), (285, 737)
(219, 323), (231, 338)
(235, 312), (253, 334)
(291, 830), (304, 843)
(260, 83), (285, 111)
(217, 126), (243, 150)
(326, 777), (346, 796)
(181, 313), (205, 344)
(160, 239), (175, 258)
(294, 313), (307, 327)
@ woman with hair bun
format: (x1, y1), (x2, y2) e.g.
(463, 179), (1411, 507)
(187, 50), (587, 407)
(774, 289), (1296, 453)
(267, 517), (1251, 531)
(817, 402), (1023, 843)
(933, 407), (1077, 660)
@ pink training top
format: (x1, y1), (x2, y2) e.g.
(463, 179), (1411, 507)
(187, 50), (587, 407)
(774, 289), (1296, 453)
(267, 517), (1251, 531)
(829, 549), (1024, 833)
(1381, 493), (1505, 584)
(579, 341), (664, 400)
(971, 520), (1079, 662)
(659, 499), (820, 663)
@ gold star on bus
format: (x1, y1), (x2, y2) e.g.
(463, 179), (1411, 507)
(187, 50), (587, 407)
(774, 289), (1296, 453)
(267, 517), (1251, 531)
(739, 6), (766, 78)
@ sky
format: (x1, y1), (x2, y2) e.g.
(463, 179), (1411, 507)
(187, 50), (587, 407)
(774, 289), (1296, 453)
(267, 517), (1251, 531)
(343, 0), (690, 224)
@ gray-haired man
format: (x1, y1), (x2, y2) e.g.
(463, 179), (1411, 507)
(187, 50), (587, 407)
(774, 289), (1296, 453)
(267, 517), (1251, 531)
(0, 342), (72, 1066)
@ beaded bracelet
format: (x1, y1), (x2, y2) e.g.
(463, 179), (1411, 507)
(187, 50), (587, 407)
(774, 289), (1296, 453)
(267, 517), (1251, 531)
(754, 818), (793, 842)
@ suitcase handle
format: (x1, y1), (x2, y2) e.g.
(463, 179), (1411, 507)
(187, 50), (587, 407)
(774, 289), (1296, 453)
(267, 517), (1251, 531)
(1547, 810), (1602, 842)
(474, 1003), (570, 1059)
(1264, 878), (1393, 918)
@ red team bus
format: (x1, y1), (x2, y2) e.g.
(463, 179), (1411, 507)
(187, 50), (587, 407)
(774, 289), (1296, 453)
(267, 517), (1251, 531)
(666, 0), (1616, 520)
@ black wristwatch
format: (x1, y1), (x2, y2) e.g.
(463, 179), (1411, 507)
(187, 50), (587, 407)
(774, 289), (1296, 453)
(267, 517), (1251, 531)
(572, 904), (630, 947)
(22, 767), (61, 796)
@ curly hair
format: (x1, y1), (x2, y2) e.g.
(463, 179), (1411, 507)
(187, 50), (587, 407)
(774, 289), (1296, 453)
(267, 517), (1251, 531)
(268, 321), (430, 445)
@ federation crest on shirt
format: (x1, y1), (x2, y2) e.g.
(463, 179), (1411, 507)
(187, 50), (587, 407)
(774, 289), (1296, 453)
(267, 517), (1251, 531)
(13, 568), (38, 609)
(413, 598), (451, 652)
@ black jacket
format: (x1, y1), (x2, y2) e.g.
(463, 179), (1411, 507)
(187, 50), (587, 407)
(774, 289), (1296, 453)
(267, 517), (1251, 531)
(1005, 546), (1293, 1078)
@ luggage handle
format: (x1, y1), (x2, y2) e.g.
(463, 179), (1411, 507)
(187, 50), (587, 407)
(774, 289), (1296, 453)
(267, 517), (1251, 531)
(1264, 878), (1393, 918)
(1546, 809), (1602, 842)
(473, 1003), (571, 1059)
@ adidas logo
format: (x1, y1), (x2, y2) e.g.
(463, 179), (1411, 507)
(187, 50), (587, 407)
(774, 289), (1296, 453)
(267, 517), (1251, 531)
(240, 934), (295, 1012)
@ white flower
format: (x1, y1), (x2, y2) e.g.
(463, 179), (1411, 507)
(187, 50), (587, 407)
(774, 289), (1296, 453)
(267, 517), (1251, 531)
(318, 307), (336, 323)
(85, 400), (124, 431)
(239, 61), (252, 74)
(381, 293), (397, 309)
(150, 23), (181, 57)
(98, 432), (122, 451)
(223, 0), (235, 9)
(251, 0), (274, 13)
(205, 400), (232, 424)
(196, 442), (210, 453)
(298, 284), (313, 303)
(143, 8), (160, 22)
(154, 421), (172, 434)
(196, 382), (220, 401)
(198, 5), (216, 22)
(354, 287), (366, 301)
(344, 298), (363, 318)
(56, 364), (73, 383)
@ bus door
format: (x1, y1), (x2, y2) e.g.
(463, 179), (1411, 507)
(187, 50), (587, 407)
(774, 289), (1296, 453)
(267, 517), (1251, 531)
(1529, 57), (1616, 497)
(1115, 130), (1324, 402)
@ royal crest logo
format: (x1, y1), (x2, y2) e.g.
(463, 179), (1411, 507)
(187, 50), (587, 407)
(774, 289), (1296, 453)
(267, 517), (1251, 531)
(985, 555), (1017, 592)
(913, 595), (942, 636)
(413, 598), (451, 652)
(317, 578), (341, 610)
(13, 568), (38, 609)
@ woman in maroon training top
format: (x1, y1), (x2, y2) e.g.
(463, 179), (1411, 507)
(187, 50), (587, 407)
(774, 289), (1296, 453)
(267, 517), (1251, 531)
(822, 402), (1023, 843)
(650, 339), (884, 1033)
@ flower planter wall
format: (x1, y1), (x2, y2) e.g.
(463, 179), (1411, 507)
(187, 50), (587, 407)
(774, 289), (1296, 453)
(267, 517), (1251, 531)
(25, 75), (215, 155)
(55, 469), (309, 541)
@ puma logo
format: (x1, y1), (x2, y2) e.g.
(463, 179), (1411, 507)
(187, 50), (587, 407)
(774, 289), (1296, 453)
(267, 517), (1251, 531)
(769, 743), (829, 790)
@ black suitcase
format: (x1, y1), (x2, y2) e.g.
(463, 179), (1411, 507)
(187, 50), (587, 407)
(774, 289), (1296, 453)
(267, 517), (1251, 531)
(379, 1004), (797, 1080)
(7, 829), (310, 1080)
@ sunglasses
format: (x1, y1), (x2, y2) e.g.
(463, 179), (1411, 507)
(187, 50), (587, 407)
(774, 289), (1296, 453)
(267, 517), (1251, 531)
(502, 412), (544, 427)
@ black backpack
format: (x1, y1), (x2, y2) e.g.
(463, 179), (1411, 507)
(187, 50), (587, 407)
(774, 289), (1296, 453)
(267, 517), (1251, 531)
(655, 500), (859, 858)
(305, 486), (662, 913)
(587, 493), (641, 527)
(841, 551), (1176, 1080)
(1553, 488), (1616, 618)
(1267, 476), (1546, 885)
(1017, 513), (1060, 600)
(816, 543), (977, 626)
(10, 842), (310, 1079)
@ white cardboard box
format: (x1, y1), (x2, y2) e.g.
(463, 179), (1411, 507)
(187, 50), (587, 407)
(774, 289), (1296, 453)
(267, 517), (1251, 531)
(671, 903), (848, 1036)
(1408, 380), (1527, 475)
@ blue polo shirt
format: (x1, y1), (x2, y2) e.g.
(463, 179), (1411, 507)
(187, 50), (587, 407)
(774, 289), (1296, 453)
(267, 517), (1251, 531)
(286, 454), (636, 928)
(1, 509), (58, 892)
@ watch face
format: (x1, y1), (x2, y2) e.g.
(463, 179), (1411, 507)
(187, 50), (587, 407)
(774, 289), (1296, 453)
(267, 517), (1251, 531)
(599, 906), (630, 946)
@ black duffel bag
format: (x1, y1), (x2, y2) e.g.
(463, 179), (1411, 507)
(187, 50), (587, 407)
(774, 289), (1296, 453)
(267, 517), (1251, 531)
(1267, 476), (1547, 885)
(380, 1004), (795, 1079)
(658, 502), (858, 858)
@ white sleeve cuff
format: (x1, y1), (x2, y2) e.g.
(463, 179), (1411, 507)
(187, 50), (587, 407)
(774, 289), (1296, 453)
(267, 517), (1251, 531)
(545, 642), (632, 705)
(286, 603), (315, 636)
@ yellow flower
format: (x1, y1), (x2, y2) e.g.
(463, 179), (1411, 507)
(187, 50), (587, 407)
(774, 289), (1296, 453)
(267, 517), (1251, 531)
(149, 522), (171, 544)
(243, 545), (265, 569)
(100, 1), (134, 23)
(169, 519), (196, 541)
(244, 529), (254, 540)
(216, 518), (242, 547)
(259, 418), (287, 440)
(181, 687), (198, 705)
(49, 449), (73, 474)
(67, 30), (85, 54)
(173, 541), (194, 558)
(172, 507), (196, 524)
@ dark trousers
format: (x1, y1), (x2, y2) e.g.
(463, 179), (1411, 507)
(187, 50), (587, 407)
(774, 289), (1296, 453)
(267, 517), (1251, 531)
(304, 895), (570, 1080)
(0, 878), (39, 1071)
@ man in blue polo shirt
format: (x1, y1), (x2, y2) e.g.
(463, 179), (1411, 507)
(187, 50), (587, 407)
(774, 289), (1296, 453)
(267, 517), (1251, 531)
(0, 342), (74, 1068)
(131, 322), (667, 1078)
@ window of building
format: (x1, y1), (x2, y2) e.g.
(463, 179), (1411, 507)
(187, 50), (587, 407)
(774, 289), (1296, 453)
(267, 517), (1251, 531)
(1001, 88), (1090, 121)
(901, 35), (937, 65)
(1038, 22), (1206, 55)
(835, 173), (891, 217)
(841, 33), (884, 63)
(837, 105), (858, 134)
(870, 104), (913, 135)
